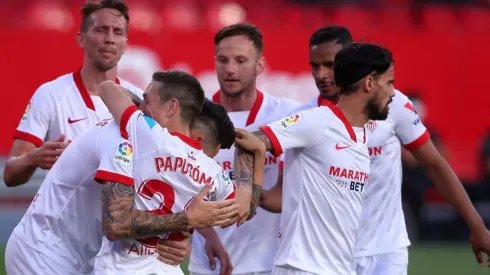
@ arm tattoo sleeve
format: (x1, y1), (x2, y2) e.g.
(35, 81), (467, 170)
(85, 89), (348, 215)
(248, 184), (263, 220)
(234, 148), (254, 187)
(233, 129), (275, 187)
(102, 181), (189, 240)
(252, 130), (274, 153)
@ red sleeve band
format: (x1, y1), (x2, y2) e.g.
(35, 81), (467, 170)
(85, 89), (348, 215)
(279, 161), (284, 170)
(94, 170), (134, 187)
(259, 126), (283, 157)
(404, 130), (431, 151)
(13, 130), (43, 147)
(120, 105), (139, 139)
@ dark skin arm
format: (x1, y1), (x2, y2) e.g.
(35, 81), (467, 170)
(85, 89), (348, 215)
(259, 167), (283, 213)
(101, 181), (239, 241)
(411, 140), (490, 267)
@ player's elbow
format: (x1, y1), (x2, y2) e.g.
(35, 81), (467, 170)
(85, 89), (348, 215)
(3, 167), (25, 187)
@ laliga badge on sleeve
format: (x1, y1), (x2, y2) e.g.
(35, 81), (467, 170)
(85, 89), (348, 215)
(113, 140), (133, 166)
(277, 113), (302, 129)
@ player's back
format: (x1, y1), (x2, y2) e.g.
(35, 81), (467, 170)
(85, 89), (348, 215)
(94, 111), (234, 275)
(10, 121), (131, 272)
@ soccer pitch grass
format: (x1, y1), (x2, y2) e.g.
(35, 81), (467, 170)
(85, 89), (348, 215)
(0, 244), (489, 275)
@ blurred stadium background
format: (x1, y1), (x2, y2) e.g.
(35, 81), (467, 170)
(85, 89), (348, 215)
(1, 0), (490, 274)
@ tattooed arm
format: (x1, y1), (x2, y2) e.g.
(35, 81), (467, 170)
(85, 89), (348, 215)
(233, 129), (272, 222)
(101, 181), (239, 241)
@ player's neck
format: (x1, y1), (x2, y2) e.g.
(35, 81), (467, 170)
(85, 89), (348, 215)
(219, 87), (257, 112)
(80, 65), (118, 96)
(336, 95), (369, 127)
(165, 119), (191, 137)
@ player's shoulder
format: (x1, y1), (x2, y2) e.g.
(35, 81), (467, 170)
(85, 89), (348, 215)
(290, 97), (318, 114)
(263, 92), (301, 110)
(390, 89), (411, 108)
(32, 72), (75, 100)
(118, 78), (144, 99)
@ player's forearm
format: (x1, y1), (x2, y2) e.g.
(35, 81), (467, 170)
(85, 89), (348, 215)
(197, 227), (218, 240)
(249, 149), (265, 219)
(425, 159), (484, 231)
(102, 181), (191, 241)
(99, 81), (134, 125)
(4, 154), (37, 187)
(260, 185), (283, 213)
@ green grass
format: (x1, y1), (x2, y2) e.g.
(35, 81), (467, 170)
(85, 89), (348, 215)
(1, 244), (489, 275)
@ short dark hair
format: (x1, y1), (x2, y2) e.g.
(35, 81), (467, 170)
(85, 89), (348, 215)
(152, 70), (205, 125)
(80, 0), (129, 32)
(309, 26), (353, 48)
(192, 99), (235, 149)
(214, 23), (263, 54)
(334, 42), (393, 95)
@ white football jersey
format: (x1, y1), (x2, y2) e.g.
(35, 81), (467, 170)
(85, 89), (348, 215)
(355, 90), (430, 257)
(93, 107), (235, 275)
(263, 101), (370, 275)
(15, 68), (143, 146)
(9, 120), (134, 273)
(189, 91), (300, 274)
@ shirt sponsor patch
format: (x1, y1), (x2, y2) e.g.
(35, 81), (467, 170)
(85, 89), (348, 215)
(277, 113), (301, 129)
(22, 102), (31, 121)
(113, 140), (133, 166)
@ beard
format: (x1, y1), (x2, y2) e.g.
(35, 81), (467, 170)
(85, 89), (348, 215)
(365, 97), (389, 121)
(220, 79), (254, 98)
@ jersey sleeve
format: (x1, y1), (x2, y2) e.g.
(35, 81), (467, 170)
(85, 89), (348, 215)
(258, 108), (326, 157)
(14, 84), (53, 147)
(392, 94), (431, 151)
(211, 168), (236, 201)
(119, 105), (168, 152)
(93, 129), (134, 187)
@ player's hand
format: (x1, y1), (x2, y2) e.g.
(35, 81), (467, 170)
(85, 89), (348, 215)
(186, 184), (240, 229)
(29, 135), (70, 169)
(470, 226), (490, 267)
(204, 233), (233, 275)
(234, 129), (266, 154)
(156, 231), (191, 266)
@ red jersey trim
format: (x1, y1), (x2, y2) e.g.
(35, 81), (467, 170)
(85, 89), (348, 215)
(73, 68), (120, 111)
(94, 170), (134, 187)
(404, 130), (431, 151)
(120, 105), (139, 139)
(259, 126), (283, 157)
(320, 99), (357, 142)
(279, 160), (284, 169)
(212, 90), (264, 126)
(225, 184), (236, 200)
(317, 96), (324, 107)
(13, 130), (43, 147)
(170, 132), (202, 150)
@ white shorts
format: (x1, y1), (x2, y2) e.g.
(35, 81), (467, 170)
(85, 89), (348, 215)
(191, 271), (271, 275)
(271, 266), (316, 275)
(5, 233), (84, 275)
(355, 248), (408, 275)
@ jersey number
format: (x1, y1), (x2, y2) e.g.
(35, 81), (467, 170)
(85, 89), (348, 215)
(135, 179), (183, 248)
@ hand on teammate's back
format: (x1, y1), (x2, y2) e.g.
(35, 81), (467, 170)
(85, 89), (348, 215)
(156, 231), (191, 266)
(29, 134), (70, 169)
(186, 184), (239, 229)
(470, 227), (490, 267)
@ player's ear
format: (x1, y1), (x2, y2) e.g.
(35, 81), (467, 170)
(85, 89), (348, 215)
(364, 75), (375, 94)
(76, 32), (86, 48)
(256, 56), (266, 76)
